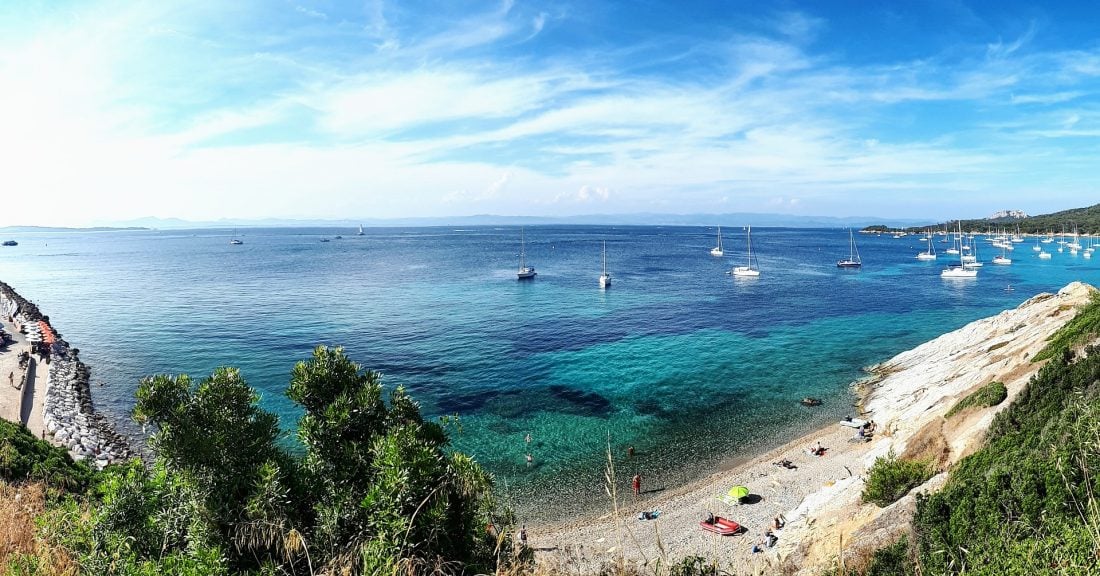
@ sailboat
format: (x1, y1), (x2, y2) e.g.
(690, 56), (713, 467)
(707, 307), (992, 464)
(942, 222), (977, 278)
(357, 224), (365, 236)
(517, 229), (536, 280)
(992, 241), (1012, 265)
(229, 229), (243, 245)
(837, 228), (862, 268)
(599, 241), (612, 288)
(916, 232), (937, 260)
(710, 226), (724, 257)
(731, 226), (760, 277)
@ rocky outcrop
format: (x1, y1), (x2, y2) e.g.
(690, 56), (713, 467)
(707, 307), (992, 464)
(776, 282), (1097, 574)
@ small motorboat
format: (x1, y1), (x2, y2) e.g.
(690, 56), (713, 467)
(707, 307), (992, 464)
(801, 397), (823, 407)
(700, 516), (742, 535)
(1, 240), (17, 246)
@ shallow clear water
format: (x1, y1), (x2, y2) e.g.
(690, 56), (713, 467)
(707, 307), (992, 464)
(0, 227), (1095, 518)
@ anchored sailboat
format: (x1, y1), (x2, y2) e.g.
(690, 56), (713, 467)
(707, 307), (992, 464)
(710, 226), (724, 257)
(837, 229), (862, 268)
(599, 241), (611, 288)
(731, 226), (760, 277)
(517, 229), (536, 280)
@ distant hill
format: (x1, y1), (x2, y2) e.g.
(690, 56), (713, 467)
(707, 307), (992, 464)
(98, 212), (929, 230)
(0, 225), (148, 233)
(958, 203), (1100, 234)
(872, 203), (1100, 234)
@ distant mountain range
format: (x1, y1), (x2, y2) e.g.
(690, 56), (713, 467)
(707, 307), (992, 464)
(7, 207), (1094, 232)
(84, 212), (931, 230)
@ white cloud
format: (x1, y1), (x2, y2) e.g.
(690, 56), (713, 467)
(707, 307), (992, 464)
(314, 71), (548, 136)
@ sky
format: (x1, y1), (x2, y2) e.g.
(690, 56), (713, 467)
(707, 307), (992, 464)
(2, 1), (1100, 227)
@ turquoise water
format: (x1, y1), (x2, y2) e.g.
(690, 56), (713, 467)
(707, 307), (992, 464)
(0, 227), (1096, 518)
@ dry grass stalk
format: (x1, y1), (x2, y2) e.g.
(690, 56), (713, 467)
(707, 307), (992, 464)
(0, 481), (77, 575)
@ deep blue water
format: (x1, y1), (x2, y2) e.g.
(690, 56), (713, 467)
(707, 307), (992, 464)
(1, 226), (1096, 518)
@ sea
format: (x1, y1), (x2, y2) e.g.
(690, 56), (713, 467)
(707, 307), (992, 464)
(0, 226), (1095, 519)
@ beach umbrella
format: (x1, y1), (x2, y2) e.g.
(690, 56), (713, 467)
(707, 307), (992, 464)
(727, 486), (749, 500)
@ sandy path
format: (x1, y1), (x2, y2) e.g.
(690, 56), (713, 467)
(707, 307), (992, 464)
(530, 419), (879, 573)
(0, 316), (47, 436)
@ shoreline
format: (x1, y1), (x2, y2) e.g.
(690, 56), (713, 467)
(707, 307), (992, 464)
(531, 411), (876, 573)
(531, 282), (1095, 574)
(0, 280), (133, 467)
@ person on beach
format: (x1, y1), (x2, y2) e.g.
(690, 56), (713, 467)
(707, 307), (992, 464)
(627, 445), (635, 458)
(525, 432), (531, 445)
(526, 453), (533, 467)
(765, 530), (778, 548)
(7, 371), (12, 388)
(773, 514), (786, 530)
(632, 473), (641, 496)
(518, 525), (528, 547)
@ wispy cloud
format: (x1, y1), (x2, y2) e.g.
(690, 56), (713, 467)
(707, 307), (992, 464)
(3, 2), (1100, 226)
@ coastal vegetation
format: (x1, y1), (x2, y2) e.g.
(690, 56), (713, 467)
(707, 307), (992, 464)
(943, 380), (1007, 418)
(957, 202), (1100, 234)
(1, 346), (519, 575)
(860, 451), (933, 508)
(0, 419), (91, 491)
(912, 344), (1100, 573)
(1033, 291), (1100, 362)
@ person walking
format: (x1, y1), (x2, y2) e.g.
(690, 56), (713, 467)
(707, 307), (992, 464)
(632, 473), (641, 497)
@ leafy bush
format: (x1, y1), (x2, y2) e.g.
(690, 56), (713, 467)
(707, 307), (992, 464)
(944, 380), (1007, 418)
(861, 451), (932, 508)
(0, 419), (92, 492)
(1033, 291), (1100, 362)
(29, 347), (518, 576)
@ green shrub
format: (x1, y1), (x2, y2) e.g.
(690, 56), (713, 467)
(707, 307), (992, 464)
(861, 451), (933, 508)
(1033, 291), (1100, 362)
(944, 380), (1007, 418)
(862, 537), (914, 576)
(0, 419), (92, 492)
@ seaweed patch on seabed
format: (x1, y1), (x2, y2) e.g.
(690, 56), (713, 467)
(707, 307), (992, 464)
(548, 385), (613, 417)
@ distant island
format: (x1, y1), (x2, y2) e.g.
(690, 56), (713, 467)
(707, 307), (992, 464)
(861, 202), (1100, 234)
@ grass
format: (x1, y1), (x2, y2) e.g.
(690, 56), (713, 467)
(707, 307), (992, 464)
(0, 482), (77, 575)
(944, 381), (1007, 418)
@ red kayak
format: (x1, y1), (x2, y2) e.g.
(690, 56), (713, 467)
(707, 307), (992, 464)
(700, 516), (741, 535)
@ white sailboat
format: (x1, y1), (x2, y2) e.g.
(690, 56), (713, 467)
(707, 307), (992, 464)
(517, 229), (536, 280)
(992, 241), (1012, 265)
(837, 228), (862, 268)
(731, 226), (760, 277)
(916, 232), (937, 260)
(943, 222), (977, 278)
(599, 241), (612, 288)
(229, 229), (243, 245)
(710, 226), (724, 257)
(357, 224), (365, 236)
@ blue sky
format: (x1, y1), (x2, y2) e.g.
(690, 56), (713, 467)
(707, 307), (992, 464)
(2, 1), (1099, 226)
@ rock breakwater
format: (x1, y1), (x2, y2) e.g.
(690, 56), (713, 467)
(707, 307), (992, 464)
(1, 281), (132, 468)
